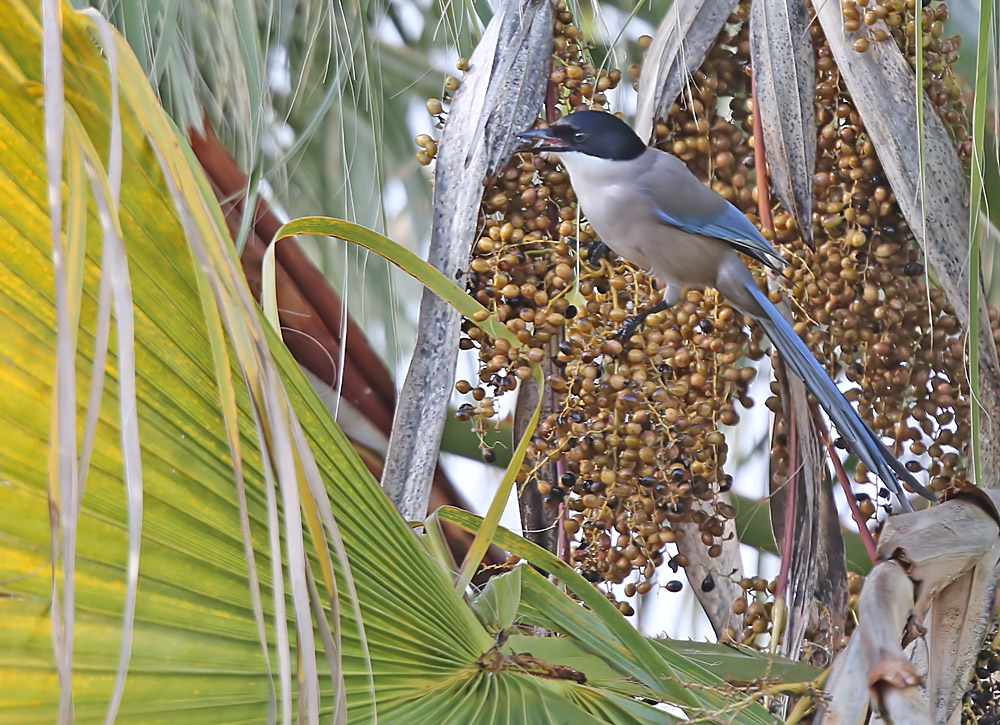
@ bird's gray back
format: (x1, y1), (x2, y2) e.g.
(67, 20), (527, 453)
(560, 148), (744, 299)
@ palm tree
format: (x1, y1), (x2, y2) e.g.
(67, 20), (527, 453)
(1, 0), (998, 722)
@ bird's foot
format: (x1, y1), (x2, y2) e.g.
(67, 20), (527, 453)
(578, 240), (611, 265)
(612, 315), (644, 344)
(610, 300), (673, 344)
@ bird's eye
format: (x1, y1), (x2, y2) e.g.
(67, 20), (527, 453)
(573, 131), (587, 142)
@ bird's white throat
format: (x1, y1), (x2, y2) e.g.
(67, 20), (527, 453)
(556, 150), (628, 179)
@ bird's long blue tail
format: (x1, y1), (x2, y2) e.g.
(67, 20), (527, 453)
(740, 274), (935, 510)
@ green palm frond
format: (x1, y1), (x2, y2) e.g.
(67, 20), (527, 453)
(0, 4), (787, 722)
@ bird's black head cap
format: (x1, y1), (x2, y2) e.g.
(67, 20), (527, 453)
(516, 110), (646, 161)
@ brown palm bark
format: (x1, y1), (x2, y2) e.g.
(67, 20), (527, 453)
(189, 123), (484, 562)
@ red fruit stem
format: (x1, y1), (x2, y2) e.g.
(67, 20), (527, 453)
(750, 75), (774, 233)
(827, 437), (878, 562)
(187, 121), (487, 561)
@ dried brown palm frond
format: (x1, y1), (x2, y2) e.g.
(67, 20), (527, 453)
(820, 485), (1000, 723)
(383, 0), (553, 521)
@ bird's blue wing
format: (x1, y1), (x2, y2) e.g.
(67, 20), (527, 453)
(644, 189), (786, 271)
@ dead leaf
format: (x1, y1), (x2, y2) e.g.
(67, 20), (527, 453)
(812, 459), (850, 662)
(674, 493), (744, 637)
(381, 0), (553, 520)
(749, 0), (816, 246)
(634, 0), (739, 143)
(882, 491), (1000, 720)
(819, 494), (1000, 723)
(768, 299), (844, 661)
(514, 365), (559, 553)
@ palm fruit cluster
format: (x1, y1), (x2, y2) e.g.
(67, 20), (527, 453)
(424, 2), (761, 607)
(845, 0), (973, 156)
(785, 1), (974, 501)
(421, 0), (999, 623)
(646, 0), (978, 510)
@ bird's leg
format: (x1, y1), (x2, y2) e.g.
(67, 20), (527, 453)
(613, 299), (673, 342)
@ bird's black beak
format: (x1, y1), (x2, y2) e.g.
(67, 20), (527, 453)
(515, 127), (568, 153)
